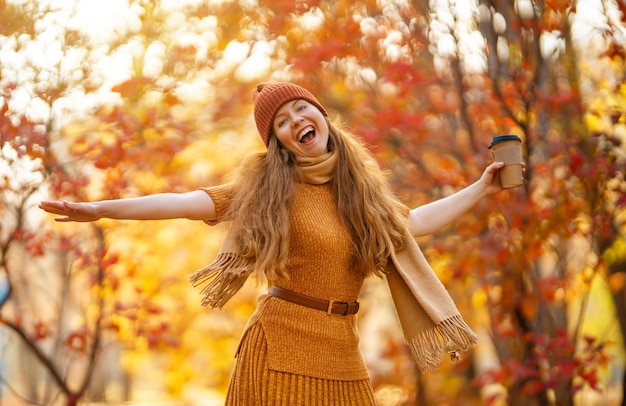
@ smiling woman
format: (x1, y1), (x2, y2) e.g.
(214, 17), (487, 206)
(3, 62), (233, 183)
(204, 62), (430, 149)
(255, 83), (330, 158)
(39, 81), (513, 405)
(273, 100), (328, 153)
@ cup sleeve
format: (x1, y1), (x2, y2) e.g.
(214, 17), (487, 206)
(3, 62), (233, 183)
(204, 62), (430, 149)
(492, 145), (522, 164)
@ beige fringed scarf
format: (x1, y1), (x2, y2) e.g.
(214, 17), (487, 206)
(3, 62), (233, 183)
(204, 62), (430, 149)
(188, 150), (478, 373)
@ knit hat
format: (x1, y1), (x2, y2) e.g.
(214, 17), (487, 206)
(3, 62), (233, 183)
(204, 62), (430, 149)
(252, 82), (327, 146)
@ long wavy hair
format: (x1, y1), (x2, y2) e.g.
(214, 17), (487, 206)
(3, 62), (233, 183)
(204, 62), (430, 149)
(225, 119), (408, 283)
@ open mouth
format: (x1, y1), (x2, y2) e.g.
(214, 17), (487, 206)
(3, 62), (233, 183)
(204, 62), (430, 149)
(298, 127), (316, 143)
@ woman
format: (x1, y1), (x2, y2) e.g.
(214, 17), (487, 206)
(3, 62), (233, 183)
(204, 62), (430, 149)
(40, 82), (512, 405)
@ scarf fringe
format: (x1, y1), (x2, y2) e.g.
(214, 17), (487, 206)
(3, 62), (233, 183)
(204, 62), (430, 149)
(188, 252), (254, 309)
(406, 315), (479, 373)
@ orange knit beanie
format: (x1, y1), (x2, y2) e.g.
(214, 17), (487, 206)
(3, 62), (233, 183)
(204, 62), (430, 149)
(252, 82), (327, 146)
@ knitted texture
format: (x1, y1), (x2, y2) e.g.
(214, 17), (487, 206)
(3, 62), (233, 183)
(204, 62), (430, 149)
(253, 82), (327, 146)
(198, 182), (371, 381)
(225, 321), (376, 405)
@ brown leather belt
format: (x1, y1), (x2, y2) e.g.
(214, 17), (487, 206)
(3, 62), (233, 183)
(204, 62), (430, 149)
(268, 286), (360, 316)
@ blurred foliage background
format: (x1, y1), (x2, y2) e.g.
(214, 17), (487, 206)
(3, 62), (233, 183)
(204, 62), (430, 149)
(0, 0), (625, 405)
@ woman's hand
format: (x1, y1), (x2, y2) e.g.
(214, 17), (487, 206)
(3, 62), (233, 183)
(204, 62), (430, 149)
(39, 200), (100, 222)
(478, 161), (526, 196)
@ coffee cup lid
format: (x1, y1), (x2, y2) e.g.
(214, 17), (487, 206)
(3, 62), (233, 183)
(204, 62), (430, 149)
(489, 135), (521, 148)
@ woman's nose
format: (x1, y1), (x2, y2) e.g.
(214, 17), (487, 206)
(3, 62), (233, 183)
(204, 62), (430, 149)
(291, 115), (304, 127)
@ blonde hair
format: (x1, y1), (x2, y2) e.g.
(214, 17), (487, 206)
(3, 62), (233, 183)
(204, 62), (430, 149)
(226, 120), (407, 283)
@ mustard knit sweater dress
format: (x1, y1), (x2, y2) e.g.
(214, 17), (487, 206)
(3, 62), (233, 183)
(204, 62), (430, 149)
(203, 181), (377, 405)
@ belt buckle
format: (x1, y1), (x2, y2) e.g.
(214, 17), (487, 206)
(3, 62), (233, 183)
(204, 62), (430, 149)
(327, 299), (349, 316)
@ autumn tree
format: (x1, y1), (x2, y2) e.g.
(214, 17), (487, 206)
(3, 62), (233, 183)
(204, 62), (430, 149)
(3, 0), (625, 405)
(0, 1), (114, 404)
(421, 1), (626, 404)
(233, 0), (626, 404)
(2, 0), (271, 403)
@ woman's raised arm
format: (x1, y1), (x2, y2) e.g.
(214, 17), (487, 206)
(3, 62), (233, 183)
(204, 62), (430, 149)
(39, 190), (216, 222)
(408, 161), (510, 236)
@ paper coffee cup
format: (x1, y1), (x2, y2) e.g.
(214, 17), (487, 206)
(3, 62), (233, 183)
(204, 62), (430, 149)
(489, 135), (523, 189)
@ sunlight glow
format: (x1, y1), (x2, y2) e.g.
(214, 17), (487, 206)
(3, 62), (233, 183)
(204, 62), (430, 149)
(159, 0), (205, 13)
(298, 7), (325, 30)
(235, 41), (273, 82)
(215, 40), (250, 78)
(71, 0), (143, 43)
(0, 144), (43, 191)
(143, 41), (167, 78)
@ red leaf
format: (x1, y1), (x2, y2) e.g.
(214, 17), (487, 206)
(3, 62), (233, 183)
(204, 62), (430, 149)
(65, 330), (89, 353)
(32, 321), (49, 340)
(521, 380), (544, 396)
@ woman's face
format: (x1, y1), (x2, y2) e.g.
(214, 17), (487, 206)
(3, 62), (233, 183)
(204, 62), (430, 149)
(272, 99), (329, 158)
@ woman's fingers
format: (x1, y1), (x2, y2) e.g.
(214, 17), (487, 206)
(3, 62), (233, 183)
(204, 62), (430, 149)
(39, 201), (67, 215)
(39, 201), (95, 222)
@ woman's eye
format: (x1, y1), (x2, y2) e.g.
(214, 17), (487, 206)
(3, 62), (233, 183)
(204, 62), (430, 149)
(277, 118), (287, 127)
(297, 105), (306, 111)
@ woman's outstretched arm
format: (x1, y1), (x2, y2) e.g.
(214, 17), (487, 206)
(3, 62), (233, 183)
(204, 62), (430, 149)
(39, 190), (215, 222)
(408, 161), (512, 236)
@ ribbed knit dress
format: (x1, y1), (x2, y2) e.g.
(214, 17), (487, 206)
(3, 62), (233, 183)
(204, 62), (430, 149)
(203, 181), (377, 405)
